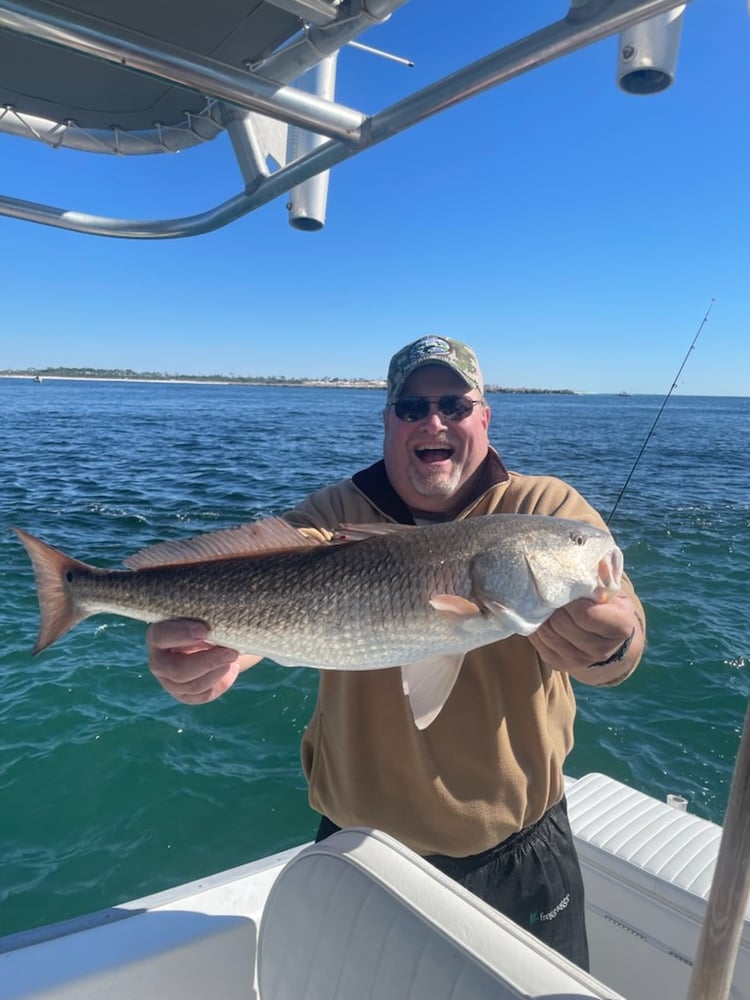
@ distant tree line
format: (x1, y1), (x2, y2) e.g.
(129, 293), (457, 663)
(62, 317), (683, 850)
(486, 386), (575, 395)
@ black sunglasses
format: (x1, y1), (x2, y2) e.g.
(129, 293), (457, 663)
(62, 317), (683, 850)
(390, 395), (482, 423)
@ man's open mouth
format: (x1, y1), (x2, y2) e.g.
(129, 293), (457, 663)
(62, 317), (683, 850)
(415, 445), (454, 464)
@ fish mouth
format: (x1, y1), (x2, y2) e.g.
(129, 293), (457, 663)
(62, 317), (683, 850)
(414, 442), (454, 465)
(595, 547), (624, 602)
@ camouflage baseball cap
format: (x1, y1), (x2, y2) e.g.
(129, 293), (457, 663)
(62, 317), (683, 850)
(387, 336), (484, 403)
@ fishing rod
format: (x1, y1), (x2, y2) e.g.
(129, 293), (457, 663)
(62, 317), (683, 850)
(606, 298), (716, 526)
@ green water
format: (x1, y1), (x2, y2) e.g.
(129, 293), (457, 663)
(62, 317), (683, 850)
(1, 381), (747, 937)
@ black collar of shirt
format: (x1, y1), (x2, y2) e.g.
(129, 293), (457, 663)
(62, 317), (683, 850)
(351, 448), (510, 525)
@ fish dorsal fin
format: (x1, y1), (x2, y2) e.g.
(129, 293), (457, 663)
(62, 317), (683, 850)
(334, 522), (417, 541)
(123, 518), (321, 569)
(401, 654), (464, 730)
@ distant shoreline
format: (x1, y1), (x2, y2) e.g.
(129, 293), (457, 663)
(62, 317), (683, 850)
(0, 373), (387, 389)
(0, 371), (577, 395)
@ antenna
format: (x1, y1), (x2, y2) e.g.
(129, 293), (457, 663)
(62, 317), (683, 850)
(606, 298), (716, 526)
(347, 40), (414, 68)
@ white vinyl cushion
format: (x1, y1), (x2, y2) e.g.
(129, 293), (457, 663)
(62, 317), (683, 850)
(257, 827), (625, 1000)
(566, 772), (749, 915)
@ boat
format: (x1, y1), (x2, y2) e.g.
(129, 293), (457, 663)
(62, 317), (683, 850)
(1, 2), (748, 998)
(1, 770), (749, 999)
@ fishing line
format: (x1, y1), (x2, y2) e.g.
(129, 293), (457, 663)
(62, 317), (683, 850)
(606, 298), (715, 526)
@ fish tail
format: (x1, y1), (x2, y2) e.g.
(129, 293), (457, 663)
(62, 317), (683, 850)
(12, 527), (92, 654)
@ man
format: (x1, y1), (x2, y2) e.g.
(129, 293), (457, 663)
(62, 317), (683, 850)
(147, 335), (645, 969)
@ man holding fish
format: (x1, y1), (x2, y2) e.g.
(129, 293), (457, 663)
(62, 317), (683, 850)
(146, 335), (645, 969)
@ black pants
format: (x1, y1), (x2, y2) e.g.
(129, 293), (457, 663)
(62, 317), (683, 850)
(315, 798), (589, 971)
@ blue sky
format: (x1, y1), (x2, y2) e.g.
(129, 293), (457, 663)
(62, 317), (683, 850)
(1, 1), (747, 395)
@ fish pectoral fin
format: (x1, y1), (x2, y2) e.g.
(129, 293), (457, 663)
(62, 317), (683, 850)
(401, 654), (464, 730)
(483, 599), (539, 637)
(124, 517), (321, 569)
(428, 594), (483, 620)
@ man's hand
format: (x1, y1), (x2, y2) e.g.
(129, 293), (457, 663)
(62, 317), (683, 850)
(529, 593), (644, 686)
(146, 619), (261, 704)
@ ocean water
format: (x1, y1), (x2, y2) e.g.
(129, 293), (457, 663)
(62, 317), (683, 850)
(1, 379), (748, 938)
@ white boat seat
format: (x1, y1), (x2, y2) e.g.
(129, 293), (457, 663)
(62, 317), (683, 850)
(0, 909), (254, 1000)
(257, 826), (625, 1000)
(567, 771), (750, 999)
(0, 852), (288, 1000)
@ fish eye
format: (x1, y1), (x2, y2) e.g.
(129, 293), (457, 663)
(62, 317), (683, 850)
(570, 532), (586, 546)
